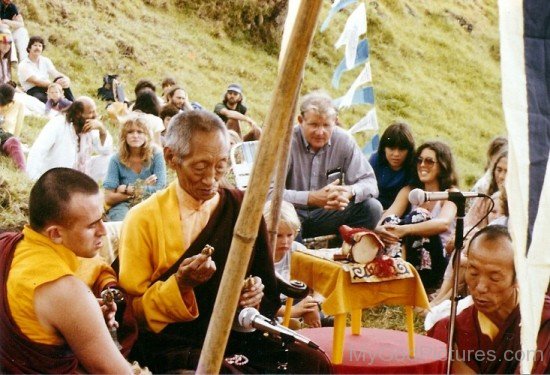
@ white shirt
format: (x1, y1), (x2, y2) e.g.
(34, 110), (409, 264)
(17, 55), (57, 92)
(26, 115), (113, 180)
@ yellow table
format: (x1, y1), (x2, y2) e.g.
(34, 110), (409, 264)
(290, 251), (430, 364)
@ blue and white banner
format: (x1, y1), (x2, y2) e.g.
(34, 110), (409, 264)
(332, 39), (370, 89)
(335, 2), (367, 70)
(320, 0), (358, 32)
(499, 0), (550, 373)
(333, 62), (374, 109)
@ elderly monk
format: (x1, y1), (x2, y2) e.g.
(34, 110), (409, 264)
(118, 110), (332, 373)
(0, 168), (132, 373)
(429, 225), (550, 374)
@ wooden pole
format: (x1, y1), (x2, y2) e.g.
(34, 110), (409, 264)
(268, 93), (299, 256)
(196, 1), (323, 373)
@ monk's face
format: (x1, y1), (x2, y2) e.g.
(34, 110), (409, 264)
(170, 130), (229, 202)
(465, 235), (517, 319)
(54, 192), (106, 258)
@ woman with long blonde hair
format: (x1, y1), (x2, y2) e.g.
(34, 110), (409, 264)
(103, 115), (166, 221)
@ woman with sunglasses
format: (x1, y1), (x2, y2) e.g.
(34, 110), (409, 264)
(375, 141), (458, 290)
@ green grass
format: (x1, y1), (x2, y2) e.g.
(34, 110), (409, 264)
(1, 0), (503, 329)
(1, 0), (505, 231)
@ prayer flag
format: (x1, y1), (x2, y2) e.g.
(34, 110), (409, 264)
(499, 0), (550, 372)
(348, 107), (379, 134)
(335, 3), (367, 70)
(320, 0), (358, 32)
(362, 134), (380, 158)
(332, 39), (370, 88)
(333, 62), (374, 109)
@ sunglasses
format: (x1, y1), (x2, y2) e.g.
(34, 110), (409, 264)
(417, 157), (438, 167)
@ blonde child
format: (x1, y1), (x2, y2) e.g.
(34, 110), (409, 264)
(45, 82), (71, 116)
(263, 200), (324, 328)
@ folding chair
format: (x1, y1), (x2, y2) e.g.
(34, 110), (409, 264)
(230, 141), (259, 190)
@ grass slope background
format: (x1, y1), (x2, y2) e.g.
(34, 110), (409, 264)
(0, 0), (503, 331)
(1, 0), (504, 230)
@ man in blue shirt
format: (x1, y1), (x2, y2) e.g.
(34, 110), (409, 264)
(283, 91), (382, 239)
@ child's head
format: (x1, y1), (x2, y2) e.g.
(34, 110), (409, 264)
(47, 82), (63, 101)
(263, 200), (301, 255)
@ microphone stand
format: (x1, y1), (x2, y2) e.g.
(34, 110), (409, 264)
(446, 197), (465, 375)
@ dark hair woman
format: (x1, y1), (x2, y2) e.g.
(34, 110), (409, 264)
(375, 141), (459, 290)
(369, 122), (415, 208)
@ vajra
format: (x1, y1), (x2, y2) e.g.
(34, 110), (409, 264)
(100, 287), (125, 350)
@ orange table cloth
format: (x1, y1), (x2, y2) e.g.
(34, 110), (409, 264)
(291, 251), (430, 364)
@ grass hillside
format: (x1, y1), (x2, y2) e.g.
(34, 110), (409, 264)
(1, 0), (503, 230)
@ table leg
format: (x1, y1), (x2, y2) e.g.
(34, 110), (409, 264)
(405, 305), (415, 358)
(351, 309), (362, 335)
(282, 298), (293, 327)
(332, 313), (347, 364)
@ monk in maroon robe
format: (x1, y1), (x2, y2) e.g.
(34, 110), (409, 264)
(429, 225), (550, 374)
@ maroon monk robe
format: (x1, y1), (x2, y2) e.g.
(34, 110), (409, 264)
(128, 188), (332, 373)
(428, 296), (550, 374)
(0, 232), (79, 373)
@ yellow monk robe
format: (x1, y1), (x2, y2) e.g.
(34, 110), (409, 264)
(75, 256), (117, 296)
(119, 181), (219, 332)
(6, 226), (80, 345)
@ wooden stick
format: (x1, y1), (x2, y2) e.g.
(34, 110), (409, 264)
(196, 2), (323, 373)
(268, 92), (300, 258)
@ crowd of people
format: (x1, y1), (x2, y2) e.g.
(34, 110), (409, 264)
(0, 1), (549, 373)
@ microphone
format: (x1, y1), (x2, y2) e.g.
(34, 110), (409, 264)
(408, 188), (484, 206)
(237, 307), (319, 349)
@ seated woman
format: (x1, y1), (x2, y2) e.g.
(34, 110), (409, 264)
(430, 149), (509, 306)
(17, 35), (74, 103)
(470, 135), (507, 195)
(44, 82), (71, 117)
(369, 122), (416, 209)
(0, 82), (25, 170)
(375, 141), (458, 291)
(131, 88), (164, 148)
(103, 116), (166, 221)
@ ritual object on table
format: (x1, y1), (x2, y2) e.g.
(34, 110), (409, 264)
(338, 225), (384, 264)
(336, 225), (412, 282)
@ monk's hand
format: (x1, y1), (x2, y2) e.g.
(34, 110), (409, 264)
(175, 253), (216, 293)
(239, 276), (264, 309)
(98, 299), (119, 330)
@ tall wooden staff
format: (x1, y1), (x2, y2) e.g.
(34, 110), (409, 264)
(268, 0), (304, 253)
(196, 2), (323, 373)
(268, 97), (299, 254)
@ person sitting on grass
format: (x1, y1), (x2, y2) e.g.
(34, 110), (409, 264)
(0, 168), (133, 373)
(375, 141), (458, 291)
(26, 96), (113, 182)
(131, 88), (164, 148)
(0, 82), (25, 170)
(369, 121), (416, 210)
(428, 225), (549, 374)
(45, 82), (71, 117)
(17, 35), (74, 103)
(103, 115), (166, 222)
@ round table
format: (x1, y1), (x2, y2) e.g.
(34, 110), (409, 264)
(301, 327), (447, 374)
